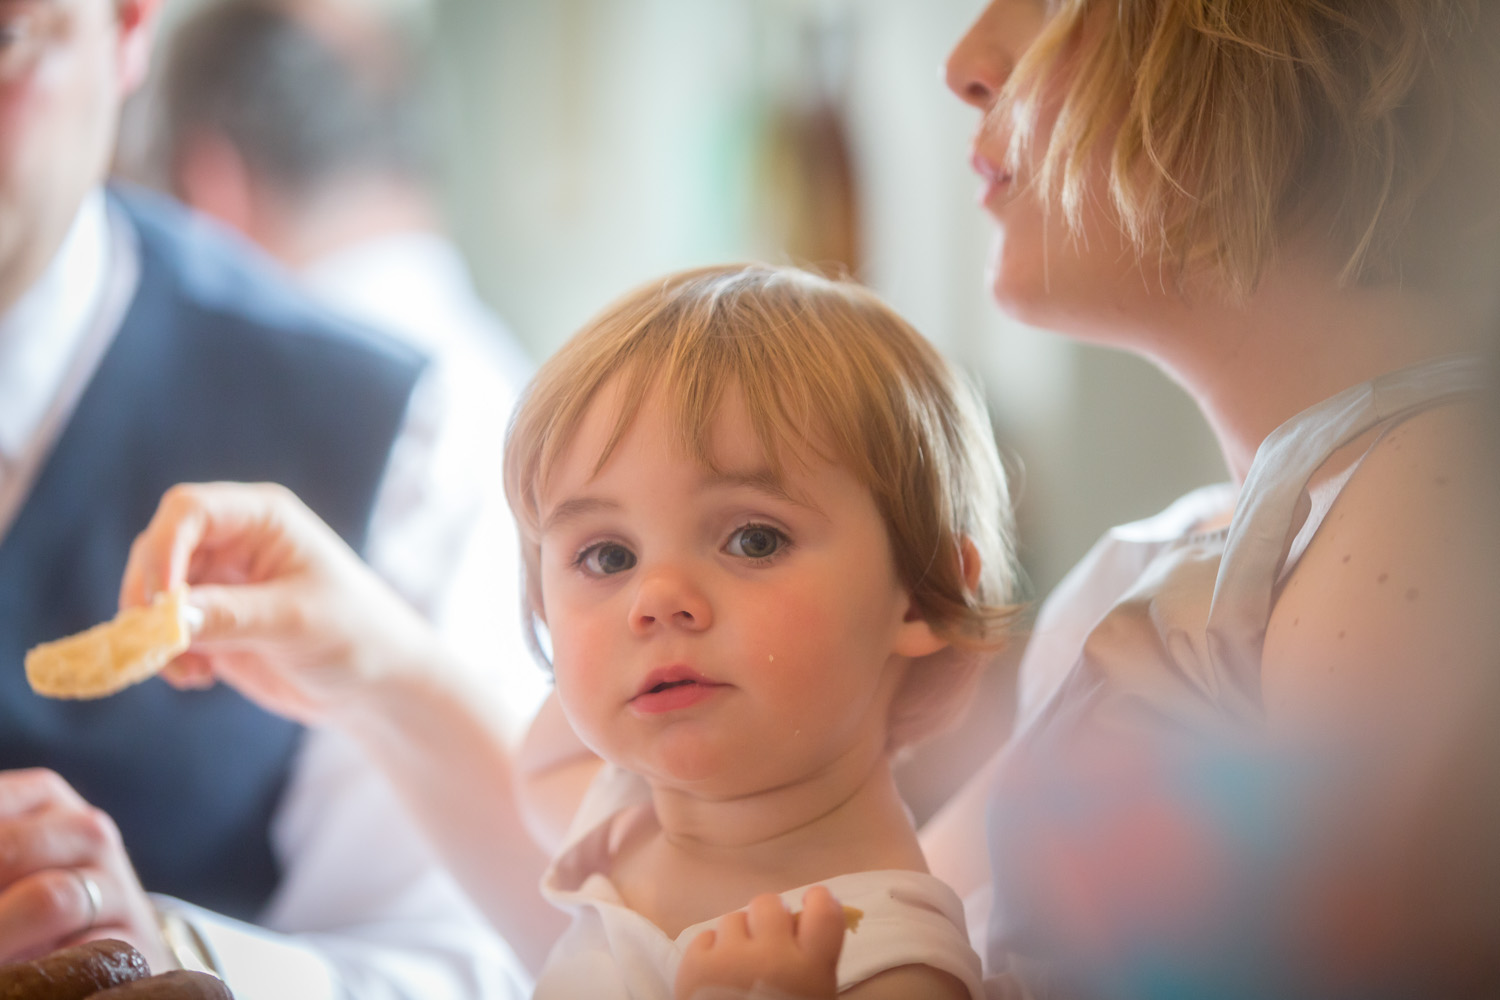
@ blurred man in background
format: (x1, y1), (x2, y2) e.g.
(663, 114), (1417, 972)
(0, 0), (534, 997)
(153, 0), (542, 738)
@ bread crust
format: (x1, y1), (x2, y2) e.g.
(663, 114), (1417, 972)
(0, 940), (149, 1000)
(89, 971), (232, 999)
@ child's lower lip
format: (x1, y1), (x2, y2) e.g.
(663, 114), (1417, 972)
(630, 682), (727, 715)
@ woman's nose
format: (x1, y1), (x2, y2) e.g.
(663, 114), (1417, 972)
(628, 566), (712, 634)
(945, 3), (1016, 111)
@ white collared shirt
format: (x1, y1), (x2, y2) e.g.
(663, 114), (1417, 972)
(0, 192), (536, 1000)
(0, 191), (137, 539)
(301, 232), (550, 739)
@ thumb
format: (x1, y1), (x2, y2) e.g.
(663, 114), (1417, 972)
(185, 582), (300, 647)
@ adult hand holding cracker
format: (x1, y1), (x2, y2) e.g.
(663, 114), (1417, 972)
(118, 482), (440, 727)
(10, 481), (445, 974)
(120, 483), (566, 969)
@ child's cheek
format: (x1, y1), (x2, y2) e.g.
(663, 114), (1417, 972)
(547, 614), (618, 729)
(549, 660), (614, 761)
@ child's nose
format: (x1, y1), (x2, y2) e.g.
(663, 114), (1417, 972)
(628, 566), (712, 634)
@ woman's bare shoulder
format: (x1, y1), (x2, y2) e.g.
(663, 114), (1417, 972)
(1262, 399), (1498, 733)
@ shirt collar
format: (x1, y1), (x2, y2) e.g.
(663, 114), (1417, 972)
(0, 191), (112, 462)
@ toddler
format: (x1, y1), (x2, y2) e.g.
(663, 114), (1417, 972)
(120, 263), (1016, 999)
(504, 264), (1017, 999)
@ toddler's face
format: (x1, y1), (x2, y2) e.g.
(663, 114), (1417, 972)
(534, 379), (943, 798)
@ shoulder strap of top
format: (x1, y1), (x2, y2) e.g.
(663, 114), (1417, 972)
(1204, 354), (1489, 720)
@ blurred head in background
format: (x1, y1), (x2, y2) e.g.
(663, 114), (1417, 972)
(0, 0), (160, 314)
(158, 0), (440, 268)
(153, 0), (546, 737)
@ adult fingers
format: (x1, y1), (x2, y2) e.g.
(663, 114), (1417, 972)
(0, 807), (117, 886)
(0, 778), (166, 971)
(120, 482), (313, 612)
(119, 484), (211, 610)
(0, 867), (110, 963)
(0, 770), (87, 820)
(159, 651), (217, 690)
(182, 582), (296, 647)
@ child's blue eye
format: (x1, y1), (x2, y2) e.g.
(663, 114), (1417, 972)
(726, 524), (784, 560)
(577, 542), (637, 575)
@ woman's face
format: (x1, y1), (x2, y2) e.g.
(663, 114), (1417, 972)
(946, 1), (1168, 345)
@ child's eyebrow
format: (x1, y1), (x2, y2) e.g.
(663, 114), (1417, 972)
(540, 496), (619, 534)
(540, 469), (821, 535)
(702, 469), (820, 513)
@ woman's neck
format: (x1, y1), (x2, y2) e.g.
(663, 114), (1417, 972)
(1140, 257), (1495, 484)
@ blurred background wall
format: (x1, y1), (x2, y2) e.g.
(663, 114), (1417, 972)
(126, 0), (1223, 606)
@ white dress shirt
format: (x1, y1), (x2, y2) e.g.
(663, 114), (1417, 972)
(0, 193), (536, 1000)
(301, 233), (550, 739)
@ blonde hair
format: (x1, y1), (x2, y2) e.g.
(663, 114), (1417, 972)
(1003, 0), (1500, 294)
(505, 264), (1020, 747)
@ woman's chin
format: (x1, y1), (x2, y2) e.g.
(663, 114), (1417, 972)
(989, 278), (1045, 328)
(987, 249), (1155, 349)
(988, 259), (1075, 334)
(985, 229), (1074, 325)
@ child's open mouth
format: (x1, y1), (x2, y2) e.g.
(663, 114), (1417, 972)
(630, 668), (727, 714)
(645, 679), (695, 695)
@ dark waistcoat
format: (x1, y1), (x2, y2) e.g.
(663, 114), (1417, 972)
(0, 189), (425, 919)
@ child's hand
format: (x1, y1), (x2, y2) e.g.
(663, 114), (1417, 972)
(675, 887), (847, 1000)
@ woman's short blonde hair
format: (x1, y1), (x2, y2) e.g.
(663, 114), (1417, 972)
(1005, 0), (1500, 294)
(504, 264), (1019, 747)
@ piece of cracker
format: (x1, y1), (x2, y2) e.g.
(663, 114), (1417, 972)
(26, 588), (192, 700)
(791, 904), (864, 934)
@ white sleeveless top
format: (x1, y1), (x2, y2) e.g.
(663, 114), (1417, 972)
(1018, 354), (1489, 736)
(982, 355), (1489, 991)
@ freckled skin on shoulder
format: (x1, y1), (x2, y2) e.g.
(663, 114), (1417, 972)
(1260, 398), (1500, 998)
(1262, 399), (1498, 736)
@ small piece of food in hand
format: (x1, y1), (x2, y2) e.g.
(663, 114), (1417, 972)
(90, 971), (233, 999)
(26, 588), (192, 700)
(0, 939), (150, 1000)
(790, 904), (864, 934)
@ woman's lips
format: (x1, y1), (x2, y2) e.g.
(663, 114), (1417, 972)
(971, 149), (1014, 206)
(630, 666), (728, 715)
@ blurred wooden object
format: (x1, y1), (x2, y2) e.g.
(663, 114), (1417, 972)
(0, 941), (233, 1000)
(750, 10), (862, 278)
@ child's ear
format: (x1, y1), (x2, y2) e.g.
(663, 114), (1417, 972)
(893, 537), (981, 659)
(894, 614), (949, 659)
